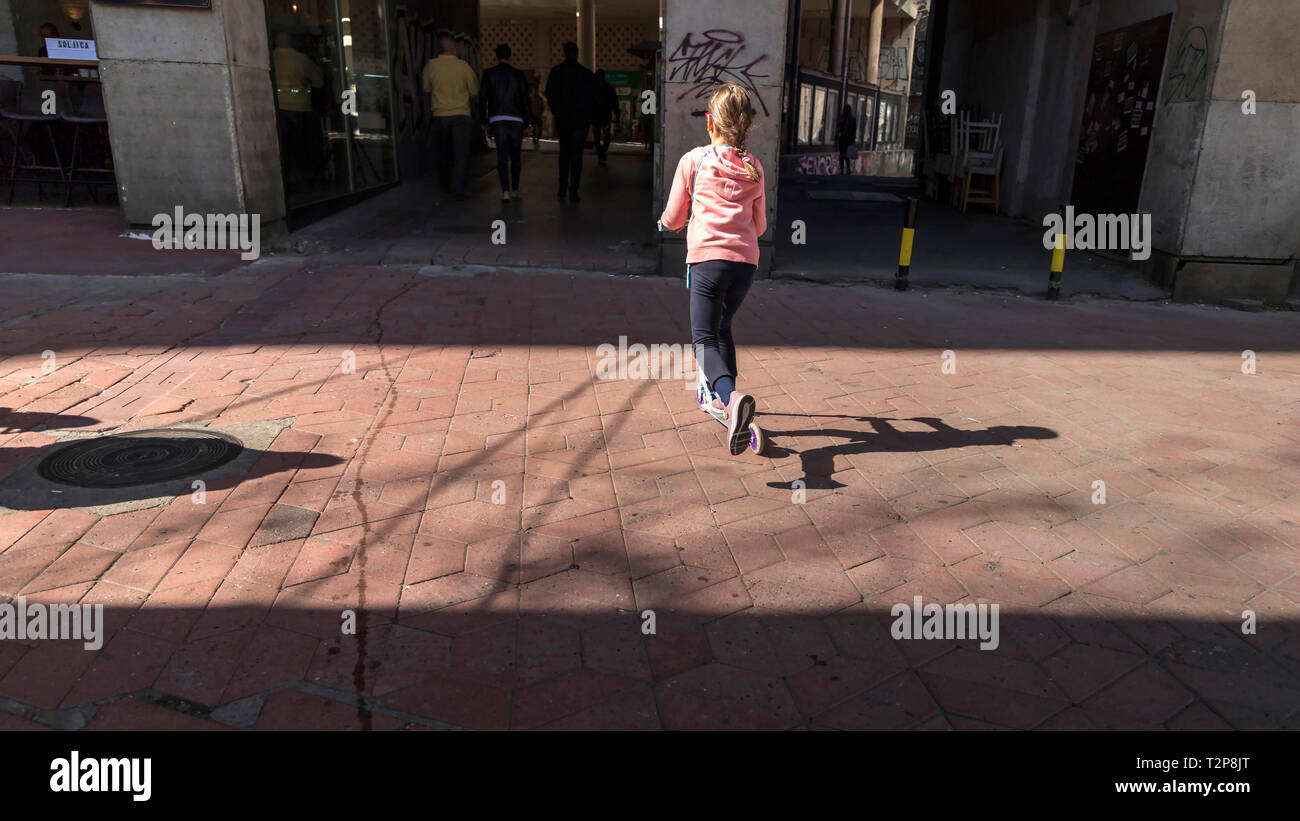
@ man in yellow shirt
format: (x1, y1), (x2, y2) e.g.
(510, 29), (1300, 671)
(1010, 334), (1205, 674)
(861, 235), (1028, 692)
(271, 32), (325, 185)
(422, 34), (479, 199)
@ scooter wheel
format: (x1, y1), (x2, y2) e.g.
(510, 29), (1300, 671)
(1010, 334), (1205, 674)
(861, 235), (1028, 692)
(748, 423), (765, 455)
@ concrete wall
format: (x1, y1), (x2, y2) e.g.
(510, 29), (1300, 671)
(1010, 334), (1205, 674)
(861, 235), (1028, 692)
(90, 0), (284, 227)
(659, 0), (788, 276)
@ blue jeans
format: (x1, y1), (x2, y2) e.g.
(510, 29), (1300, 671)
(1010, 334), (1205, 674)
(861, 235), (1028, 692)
(491, 120), (524, 191)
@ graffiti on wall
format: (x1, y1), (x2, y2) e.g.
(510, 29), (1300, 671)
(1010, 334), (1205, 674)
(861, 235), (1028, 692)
(392, 12), (436, 138)
(878, 45), (909, 83)
(1163, 25), (1209, 103)
(795, 149), (913, 176)
(796, 153), (839, 175)
(667, 30), (771, 116)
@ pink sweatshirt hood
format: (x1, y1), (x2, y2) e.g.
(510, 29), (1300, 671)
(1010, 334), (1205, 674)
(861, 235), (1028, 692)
(660, 144), (767, 266)
(707, 144), (761, 181)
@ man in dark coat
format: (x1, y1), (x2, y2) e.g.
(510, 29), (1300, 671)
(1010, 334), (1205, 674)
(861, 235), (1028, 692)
(545, 41), (598, 202)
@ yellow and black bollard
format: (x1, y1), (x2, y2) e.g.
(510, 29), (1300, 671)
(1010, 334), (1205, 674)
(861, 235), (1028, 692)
(1047, 205), (1066, 301)
(896, 196), (918, 291)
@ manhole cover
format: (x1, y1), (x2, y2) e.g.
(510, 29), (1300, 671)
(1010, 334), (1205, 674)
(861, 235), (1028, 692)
(37, 429), (244, 488)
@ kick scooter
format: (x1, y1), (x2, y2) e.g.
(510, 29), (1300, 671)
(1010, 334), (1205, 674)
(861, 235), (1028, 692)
(696, 370), (766, 456)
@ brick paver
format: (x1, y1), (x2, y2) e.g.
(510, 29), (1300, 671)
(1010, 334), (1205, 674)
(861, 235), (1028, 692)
(1, 261), (1298, 729)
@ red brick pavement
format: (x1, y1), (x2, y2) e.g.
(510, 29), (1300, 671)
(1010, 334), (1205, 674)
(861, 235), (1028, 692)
(1, 261), (1298, 730)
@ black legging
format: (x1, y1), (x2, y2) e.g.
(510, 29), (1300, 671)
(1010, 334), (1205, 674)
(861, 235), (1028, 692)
(689, 259), (756, 394)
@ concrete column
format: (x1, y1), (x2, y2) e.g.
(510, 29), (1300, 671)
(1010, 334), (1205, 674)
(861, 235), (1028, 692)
(88, 0), (284, 230)
(830, 0), (851, 76)
(578, 0), (596, 68)
(660, 0), (788, 276)
(1139, 0), (1300, 302)
(534, 22), (552, 80)
(866, 0), (883, 85)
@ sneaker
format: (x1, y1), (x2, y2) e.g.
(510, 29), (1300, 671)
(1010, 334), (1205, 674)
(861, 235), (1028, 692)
(511, 188), (521, 199)
(501, 190), (511, 202)
(723, 393), (756, 455)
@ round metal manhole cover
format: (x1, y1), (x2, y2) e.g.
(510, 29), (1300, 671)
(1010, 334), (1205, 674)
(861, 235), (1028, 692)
(37, 429), (244, 488)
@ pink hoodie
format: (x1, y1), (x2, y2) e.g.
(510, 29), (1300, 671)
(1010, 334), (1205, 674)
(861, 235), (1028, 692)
(660, 145), (766, 266)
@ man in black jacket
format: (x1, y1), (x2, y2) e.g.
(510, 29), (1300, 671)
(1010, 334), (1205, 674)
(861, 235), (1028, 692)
(592, 69), (620, 166)
(481, 43), (530, 201)
(545, 42), (598, 202)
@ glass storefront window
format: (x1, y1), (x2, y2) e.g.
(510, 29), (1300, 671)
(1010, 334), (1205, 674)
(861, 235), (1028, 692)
(268, 0), (396, 213)
(825, 89), (838, 146)
(858, 94), (873, 145)
(797, 83), (813, 145)
(339, 0), (395, 189)
(875, 92), (903, 148)
(811, 86), (826, 144)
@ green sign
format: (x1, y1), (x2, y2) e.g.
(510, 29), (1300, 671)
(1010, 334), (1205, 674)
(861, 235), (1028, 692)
(602, 70), (642, 138)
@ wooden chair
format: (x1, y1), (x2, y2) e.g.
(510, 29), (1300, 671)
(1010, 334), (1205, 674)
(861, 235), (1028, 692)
(959, 113), (1002, 213)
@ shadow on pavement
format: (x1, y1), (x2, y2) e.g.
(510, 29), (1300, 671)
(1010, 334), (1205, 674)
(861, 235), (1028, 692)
(764, 416), (1059, 490)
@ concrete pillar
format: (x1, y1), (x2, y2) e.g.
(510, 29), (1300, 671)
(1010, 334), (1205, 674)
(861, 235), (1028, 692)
(89, 0), (284, 231)
(1139, 0), (1300, 302)
(830, 0), (851, 76)
(534, 23), (552, 80)
(866, 0), (883, 85)
(578, 0), (596, 69)
(660, 0), (788, 276)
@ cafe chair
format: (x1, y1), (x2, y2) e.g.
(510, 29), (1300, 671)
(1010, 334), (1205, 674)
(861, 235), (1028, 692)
(1, 79), (68, 205)
(957, 112), (1003, 214)
(61, 84), (113, 205)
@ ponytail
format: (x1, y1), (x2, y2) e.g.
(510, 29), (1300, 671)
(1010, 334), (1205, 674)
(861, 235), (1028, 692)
(709, 84), (761, 182)
(736, 148), (761, 183)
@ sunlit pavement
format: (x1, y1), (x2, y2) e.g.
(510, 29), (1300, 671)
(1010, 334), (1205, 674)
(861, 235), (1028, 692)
(1, 258), (1298, 729)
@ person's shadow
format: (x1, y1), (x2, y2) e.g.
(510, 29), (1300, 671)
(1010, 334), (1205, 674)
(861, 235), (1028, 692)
(765, 416), (1058, 490)
(1, 408), (99, 434)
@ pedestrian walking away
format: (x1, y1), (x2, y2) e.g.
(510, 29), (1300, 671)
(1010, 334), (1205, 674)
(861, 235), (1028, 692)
(836, 103), (858, 175)
(482, 43), (529, 201)
(422, 34), (479, 199)
(659, 83), (767, 455)
(545, 42), (598, 202)
(593, 69), (620, 166)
